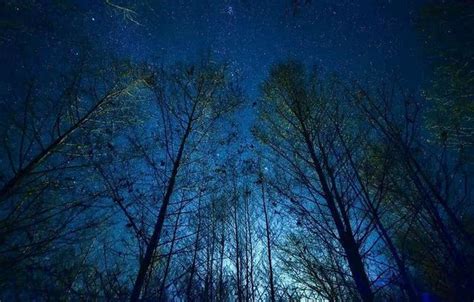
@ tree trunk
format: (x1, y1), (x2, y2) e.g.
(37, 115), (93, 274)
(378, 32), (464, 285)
(158, 204), (183, 301)
(0, 86), (129, 201)
(234, 194), (242, 302)
(261, 179), (276, 302)
(218, 226), (226, 301)
(186, 195), (202, 301)
(130, 119), (193, 302)
(300, 125), (374, 302)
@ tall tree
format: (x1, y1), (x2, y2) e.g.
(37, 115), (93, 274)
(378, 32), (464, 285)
(254, 62), (375, 301)
(129, 60), (240, 301)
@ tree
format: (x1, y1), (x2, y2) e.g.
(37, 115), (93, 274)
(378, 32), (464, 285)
(256, 171), (276, 302)
(254, 62), (376, 301)
(129, 59), (241, 301)
(349, 79), (474, 300)
(0, 57), (147, 296)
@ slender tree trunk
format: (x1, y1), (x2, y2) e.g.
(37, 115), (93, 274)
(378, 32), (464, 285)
(300, 124), (374, 302)
(336, 128), (418, 302)
(0, 86), (129, 201)
(244, 198), (250, 301)
(158, 204), (183, 301)
(218, 226), (226, 301)
(405, 146), (474, 246)
(405, 158), (466, 265)
(261, 179), (276, 302)
(245, 192), (255, 302)
(376, 216), (418, 301)
(130, 119), (193, 302)
(234, 194), (242, 302)
(208, 217), (216, 301)
(186, 195), (202, 301)
(204, 235), (211, 300)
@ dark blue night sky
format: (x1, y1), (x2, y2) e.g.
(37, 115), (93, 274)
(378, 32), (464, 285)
(1, 0), (431, 142)
(2, 0), (428, 100)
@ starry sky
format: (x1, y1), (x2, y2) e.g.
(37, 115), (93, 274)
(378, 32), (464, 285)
(1, 0), (429, 119)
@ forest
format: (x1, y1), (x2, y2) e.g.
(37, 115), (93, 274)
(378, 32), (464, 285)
(0, 1), (473, 301)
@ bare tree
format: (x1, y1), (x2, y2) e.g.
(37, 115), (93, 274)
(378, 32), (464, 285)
(0, 58), (147, 294)
(129, 60), (241, 301)
(254, 62), (375, 301)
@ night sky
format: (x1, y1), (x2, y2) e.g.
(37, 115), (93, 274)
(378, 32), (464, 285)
(2, 0), (428, 116)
